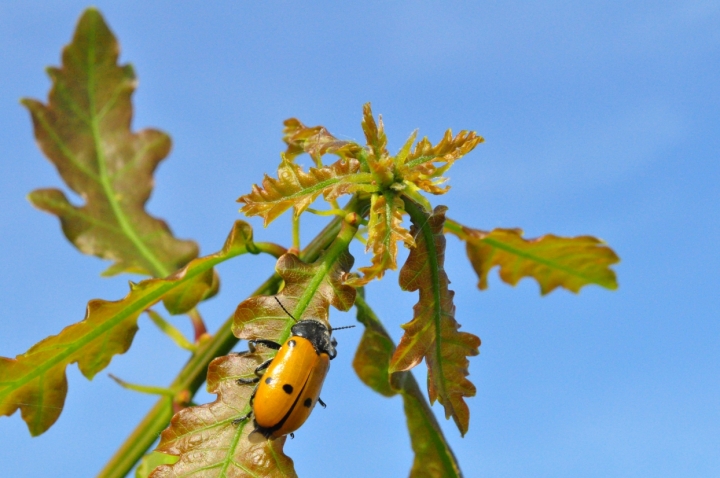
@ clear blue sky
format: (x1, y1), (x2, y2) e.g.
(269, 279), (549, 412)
(1, 2), (718, 477)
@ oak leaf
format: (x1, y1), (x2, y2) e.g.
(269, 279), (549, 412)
(347, 193), (414, 286)
(151, 353), (296, 478)
(23, 8), (197, 278)
(446, 221), (620, 294)
(390, 205), (481, 436)
(237, 155), (371, 226)
(0, 221), (254, 436)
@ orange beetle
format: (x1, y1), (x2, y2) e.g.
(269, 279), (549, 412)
(234, 297), (352, 438)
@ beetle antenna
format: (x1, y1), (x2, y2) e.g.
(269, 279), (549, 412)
(274, 297), (298, 323)
(330, 325), (356, 332)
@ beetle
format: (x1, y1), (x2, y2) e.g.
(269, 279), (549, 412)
(233, 297), (353, 439)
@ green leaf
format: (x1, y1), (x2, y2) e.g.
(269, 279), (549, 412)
(0, 221), (255, 436)
(23, 8), (197, 278)
(155, 221), (359, 476)
(151, 354), (297, 478)
(135, 452), (179, 478)
(390, 203), (481, 436)
(445, 219), (620, 294)
(353, 293), (462, 478)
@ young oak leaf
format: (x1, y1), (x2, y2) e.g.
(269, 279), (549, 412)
(353, 294), (462, 478)
(151, 353), (296, 478)
(399, 129), (483, 196)
(445, 220), (620, 294)
(0, 221), (255, 436)
(237, 154), (373, 226)
(283, 118), (361, 164)
(23, 9), (197, 278)
(346, 193), (415, 287)
(390, 204), (481, 436)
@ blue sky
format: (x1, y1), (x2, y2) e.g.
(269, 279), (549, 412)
(1, 2), (718, 477)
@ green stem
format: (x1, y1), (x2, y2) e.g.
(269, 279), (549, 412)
(147, 310), (196, 352)
(97, 197), (362, 478)
(108, 374), (175, 397)
(292, 214), (301, 251)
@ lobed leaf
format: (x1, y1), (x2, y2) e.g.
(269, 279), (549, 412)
(23, 9), (197, 278)
(390, 204), (481, 436)
(446, 220), (620, 294)
(0, 221), (255, 436)
(237, 154), (371, 226)
(347, 193), (414, 286)
(400, 129), (483, 196)
(282, 118), (361, 164)
(151, 353), (296, 478)
(353, 294), (462, 478)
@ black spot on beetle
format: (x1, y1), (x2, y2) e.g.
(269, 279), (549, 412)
(304, 398), (312, 408)
(265, 377), (274, 385)
(283, 384), (294, 394)
(288, 339), (296, 348)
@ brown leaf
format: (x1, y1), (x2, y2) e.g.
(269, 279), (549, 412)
(347, 193), (414, 286)
(353, 294), (462, 477)
(0, 221), (254, 436)
(390, 204), (481, 436)
(447, 221), (620, 294)
(152, 353), (296, 478)
(23, 9), (197, 277)
(237, 154), (371, 226)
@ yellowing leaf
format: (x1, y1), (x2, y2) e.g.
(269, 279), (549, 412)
(0, 221), (255, 436)
(390, 204), (481, 436)
(353, 294), (462, 477)
(237, 154), (371, 226)
(151, 353), (296, 478)
(446, 220), (620, 294)
(23, 9), (197, 278)
(347, 193), (414, 286)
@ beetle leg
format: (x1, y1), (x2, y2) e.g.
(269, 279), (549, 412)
(232, 409), (253, 426)
(317, 397), (327, 408)
(249, 339), (282, 350)
(289, 432), (295, 439)
(236, 358), (274, 385)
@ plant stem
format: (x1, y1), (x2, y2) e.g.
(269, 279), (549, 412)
(292, 214), (301, 251)
(97, 197), (361, 478)
(186, 308), (207, 343)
